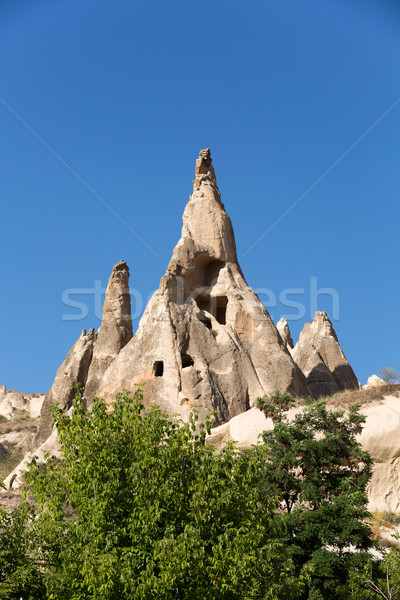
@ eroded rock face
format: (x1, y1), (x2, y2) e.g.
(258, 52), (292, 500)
(84, 260), (132, 402)
(34, 260), (133, 445)
(276, 318), (294, 351)
(0, 387), (45, 420)
(364, 375), (386, 389)
(34, 329), (96, 446)
(4, 429), (60, 491)
(292, 311), (359, 398)
(95, 149), (309, 423)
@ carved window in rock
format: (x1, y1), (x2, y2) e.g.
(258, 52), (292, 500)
(153, 361), (164, 377)
(195, 295), (228, 325)
(181, 353), (194, 368)
(193, 256), (225, 288)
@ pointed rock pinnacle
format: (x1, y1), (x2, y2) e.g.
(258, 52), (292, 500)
(193, 148), (218, 194)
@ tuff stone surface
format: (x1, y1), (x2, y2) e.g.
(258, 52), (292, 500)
(34, 329), (96, 446)
(84, 260), (132, 402)
(364, 374), (386, 389)
(95, 149), (310, 422)
(292, 311), (359, 398)
(0, 387), (45, 420)
(277, 318), (294, 350)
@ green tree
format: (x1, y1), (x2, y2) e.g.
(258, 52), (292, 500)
(362, 541), (400, 600)
(0, 502), (46, 599)
(257, 391), (374, 599)
(0, 387), (306, 600)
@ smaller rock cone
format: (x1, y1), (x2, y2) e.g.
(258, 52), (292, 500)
(276, 318), (294, 350)
(292, 311), (359, 398)
(84, 260), (132, 402)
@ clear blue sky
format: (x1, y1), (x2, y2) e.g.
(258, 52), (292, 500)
(1, 0), (399, 392)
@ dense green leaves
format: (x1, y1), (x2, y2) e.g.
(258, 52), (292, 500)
(257, 392), (374, 598)
(0, 387), (305, 599)
(1, 387), (396, 599)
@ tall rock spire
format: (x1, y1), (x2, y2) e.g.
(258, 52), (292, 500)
(94, 148), (309, 421)
(169, 148), (238, 270)
(277, 317), (294, 350)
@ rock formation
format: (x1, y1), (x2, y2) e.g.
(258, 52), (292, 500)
(7, 148), (369, 491)
(276, 317), (294, 351)
(34, 329), (96, 446)
(34, 261), (133, 445)
(93, 148), (309, 423)
(84, 260), (132, 403)
(0, 386), (45, 420)
(364, 374), (386, 389)
(291, 311), (359, 398)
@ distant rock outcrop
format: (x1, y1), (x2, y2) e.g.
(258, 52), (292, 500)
(364, 375), (386, 389)
(0, 386), (45, 420)
(292, 311), (359, 398)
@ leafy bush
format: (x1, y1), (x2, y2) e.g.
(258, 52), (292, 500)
(0, 387), (305, 600)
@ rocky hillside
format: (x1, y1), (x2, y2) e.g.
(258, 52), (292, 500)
(0, 387), (45, 480)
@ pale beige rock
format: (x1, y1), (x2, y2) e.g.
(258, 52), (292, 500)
(207, 396), (400, 513)
(292, 311), (359, 398)
(84, 260), (132, 403)
(0, 387), (45, 420)
(4, 429), (60, 490)
(276, 318), (294, 350)
(34, 329), (95, 446)
(96, 149), (309, 423)
(208, 405), (303, 449)
(364, 374), (386, 389)
(4, 261), (133, 484)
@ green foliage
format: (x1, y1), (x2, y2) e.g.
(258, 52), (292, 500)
(366, 542), (400, 599)
(0, 504), (46, 599)
(256, 390), (296, 422)
(0, 386), (305, 600)
(378, 366), (400, 384)
(257, 392), (374, 598)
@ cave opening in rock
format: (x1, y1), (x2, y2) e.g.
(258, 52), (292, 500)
(195, 295), (228, 325)
(181, 353), (194, 368)
(153, 361), (164, 377)
(193, 256), (225, 288)
(215, 296), (228, 325)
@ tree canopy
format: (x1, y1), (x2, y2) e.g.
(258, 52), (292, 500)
(0, 387), (304, 600)
(1, 387), (398, 599)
